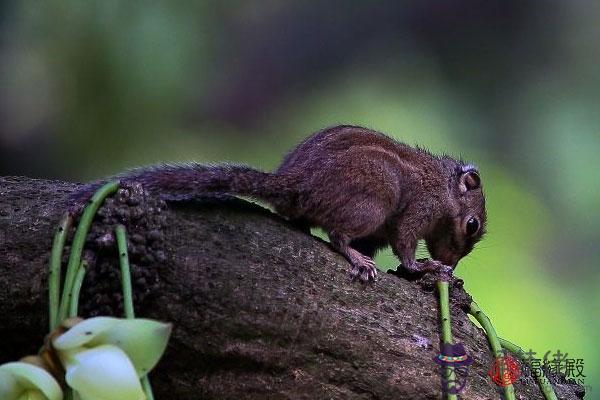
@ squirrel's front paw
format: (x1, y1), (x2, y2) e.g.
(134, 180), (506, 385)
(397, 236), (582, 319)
(431, 260), (453, 276)
(405, 259), (453, 277)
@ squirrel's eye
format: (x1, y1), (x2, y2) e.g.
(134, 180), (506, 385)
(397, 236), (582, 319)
(465, 217), (480, 236)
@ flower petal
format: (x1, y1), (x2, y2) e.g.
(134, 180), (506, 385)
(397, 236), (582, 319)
(65, 345), (144, 400)
(0, 362), (63, 400)
(91, 319), (172, 377)
(0, 369), (21, 400)
(18, 391), (47, 400)
(53, 317), (120, 350)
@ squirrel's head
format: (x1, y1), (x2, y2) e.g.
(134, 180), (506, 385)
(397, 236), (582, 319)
(425, 164), (486, 268)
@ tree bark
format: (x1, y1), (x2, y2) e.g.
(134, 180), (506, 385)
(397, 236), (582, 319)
(0, 176), (584, 399)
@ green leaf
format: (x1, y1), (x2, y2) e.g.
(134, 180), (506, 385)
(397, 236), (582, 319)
(53, 317), (120, 350)
(53, 317), (172, 378)
(91, 319), (172, 377)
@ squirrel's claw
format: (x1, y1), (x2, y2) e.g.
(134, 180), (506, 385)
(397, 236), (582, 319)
(348, 255), (377, 283)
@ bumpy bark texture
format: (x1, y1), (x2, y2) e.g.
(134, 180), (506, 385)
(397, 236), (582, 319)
(0, 176), (584, 399)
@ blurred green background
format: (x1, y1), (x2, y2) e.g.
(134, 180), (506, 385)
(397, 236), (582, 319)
(1, 1), (598, 395)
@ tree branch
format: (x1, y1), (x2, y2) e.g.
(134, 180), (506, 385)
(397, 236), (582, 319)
(0, 176), (583, 399)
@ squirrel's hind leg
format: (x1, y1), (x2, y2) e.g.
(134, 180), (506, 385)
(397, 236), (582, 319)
(329, 232), (378, 283)
(349, 236), (388, 259)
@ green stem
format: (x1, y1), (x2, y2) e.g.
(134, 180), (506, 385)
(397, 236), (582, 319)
(115, 224), (135, 319)
(468, 302), (516, 400)
(49, 213), (72, 331)
(141, 376), (155, 400)
(68, 261), (88, 318)
(499, 338), (558, 400)
(115, 224), (155, 400)
(436, 280), (457, 400)
(57, 181), (119, 324)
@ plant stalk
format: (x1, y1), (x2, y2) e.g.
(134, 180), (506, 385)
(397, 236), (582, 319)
(436, 280), (457, 400)
(468, 302), (516, 400)
(499, 338), (558, 400)
(115, 223), (155, 400)
(48, 213), (72, 331)
(57, 181), (119, 324)
(115, 224), (134, 319)
(68, 261), (88, 318)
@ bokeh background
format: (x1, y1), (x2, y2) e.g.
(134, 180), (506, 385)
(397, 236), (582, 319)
(1, 1), (598, 394)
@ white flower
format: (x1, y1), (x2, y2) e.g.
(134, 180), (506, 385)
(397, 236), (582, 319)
(64, 345), (144, 400)
(0, 362), (63, 400)
(53, 317), (171, 400)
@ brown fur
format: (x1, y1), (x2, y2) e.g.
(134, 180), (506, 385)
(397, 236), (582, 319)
(75, 125), (486, 282)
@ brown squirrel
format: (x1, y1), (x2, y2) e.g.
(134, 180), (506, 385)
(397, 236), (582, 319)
(74, 125), (486, 282)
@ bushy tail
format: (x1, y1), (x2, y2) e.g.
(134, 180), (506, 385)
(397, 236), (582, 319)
(70, 163), (292, 212)
(124, 163), (287, 201)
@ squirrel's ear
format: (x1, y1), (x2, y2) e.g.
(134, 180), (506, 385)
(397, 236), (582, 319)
(459, 168), (481, 192)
